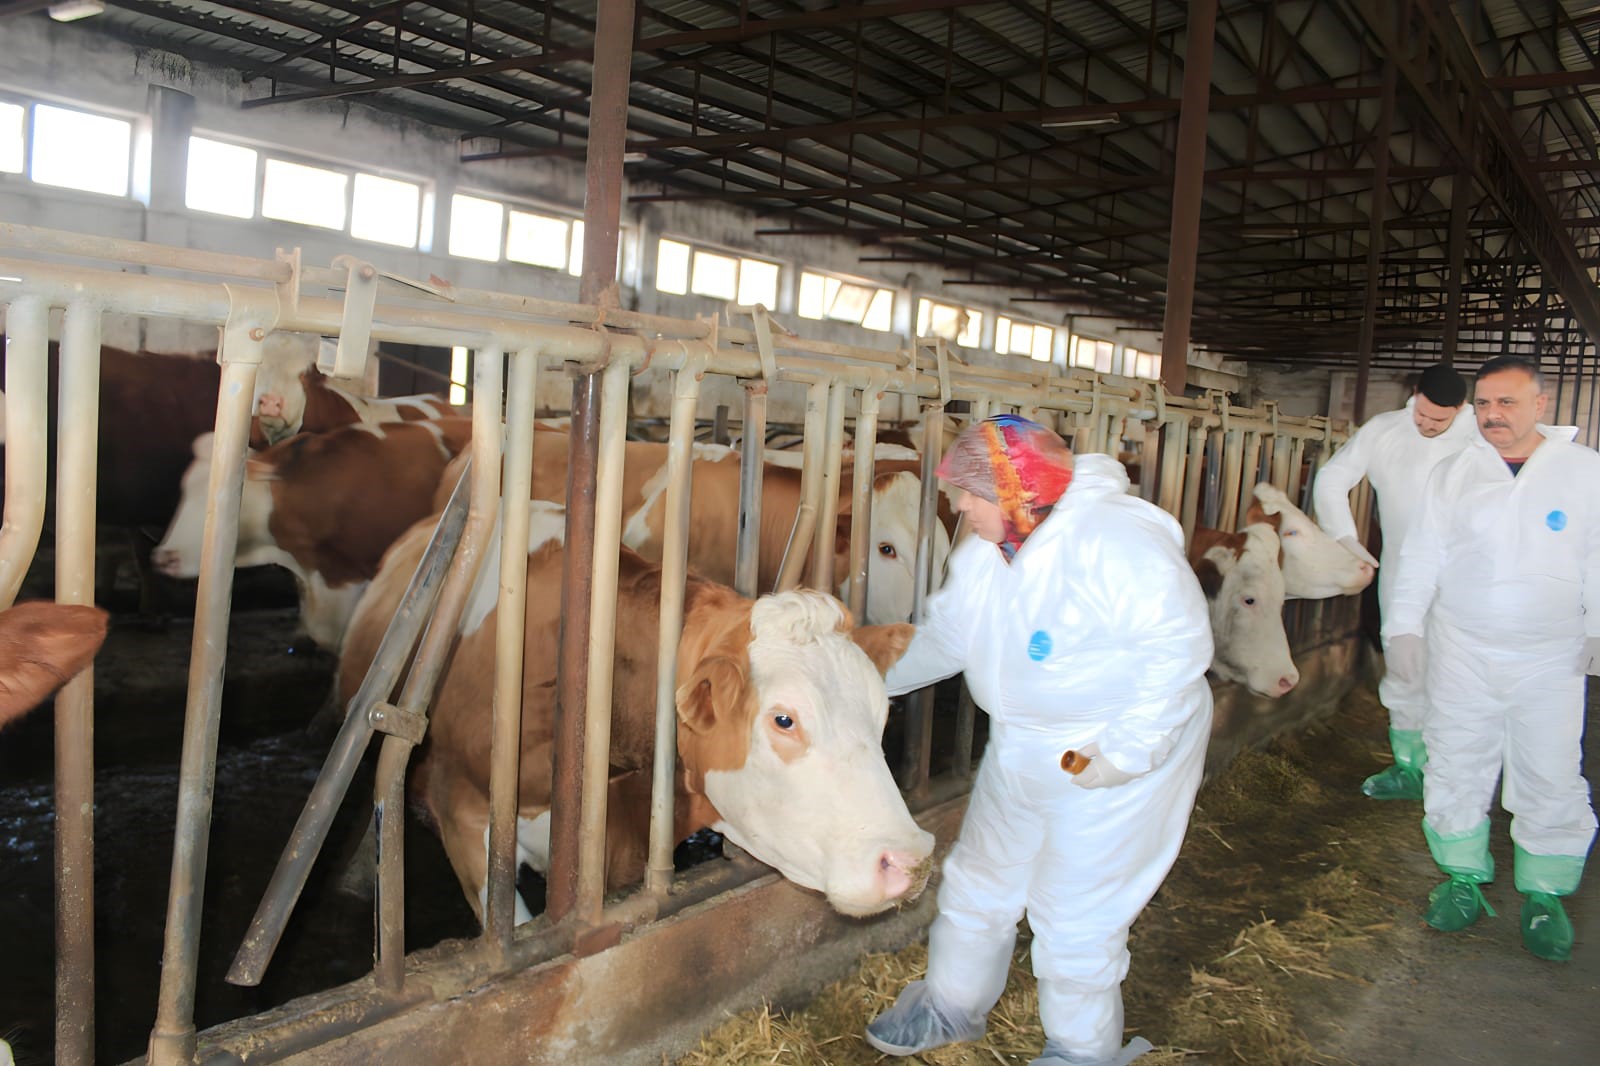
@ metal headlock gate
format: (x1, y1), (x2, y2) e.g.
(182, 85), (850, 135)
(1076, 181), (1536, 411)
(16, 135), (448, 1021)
(0, 223), (1363, 1066)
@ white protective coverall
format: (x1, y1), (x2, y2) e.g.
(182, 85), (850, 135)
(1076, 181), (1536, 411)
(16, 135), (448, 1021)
(885, 455), (1214, 1061)
(1383, 425), (1599, 895)
(1312, 399), (1477, 733)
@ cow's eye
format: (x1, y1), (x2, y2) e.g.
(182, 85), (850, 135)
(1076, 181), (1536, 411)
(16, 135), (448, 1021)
(878, 542), (897, 558)
(1242, 596), (1257, 607)
(773, 713), (795, 731)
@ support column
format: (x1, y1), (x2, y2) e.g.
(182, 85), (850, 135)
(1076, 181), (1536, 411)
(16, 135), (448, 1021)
(1158, 0), (1219, 399)
(1441, 166), (1471, 365)
(1354, 59), (1397, 425)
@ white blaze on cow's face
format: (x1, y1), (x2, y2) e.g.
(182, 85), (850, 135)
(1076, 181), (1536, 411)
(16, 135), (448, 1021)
(679, 591), (932, 917)
(151, 433), (286, 579)
(837, 471), (952, 625)
(1196, 523), (1299, 698)
(251, 334), (327, 444)
(1249, 483), (1374, 599)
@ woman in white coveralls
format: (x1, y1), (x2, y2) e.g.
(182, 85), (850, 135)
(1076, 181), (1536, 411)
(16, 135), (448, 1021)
(866, 414), (1214, 1066)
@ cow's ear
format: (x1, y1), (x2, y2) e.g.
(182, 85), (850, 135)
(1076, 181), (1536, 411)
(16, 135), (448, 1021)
(0, 603), (108, 726)
(1250, 483), (1285, 515)
(1243, 500), (1281, 531)
(674, 655), (747, 734)
(853, 623), (915, 676)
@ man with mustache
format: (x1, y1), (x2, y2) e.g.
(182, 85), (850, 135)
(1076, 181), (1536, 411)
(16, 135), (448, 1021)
(1383, 357), (1600, 962)
(1313, 363), (1475, 800)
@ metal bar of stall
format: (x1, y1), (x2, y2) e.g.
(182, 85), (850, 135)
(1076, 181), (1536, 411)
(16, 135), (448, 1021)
(486, 348), (540, 952)
(1236, 430), (1262, 521)
(54, 300), (101, 1066)
(734, 382), (768, 599)
(0, 297), (49, 609)
(776, 379), (829, 592)
(373, 343), (504, 988)
(1201, 430), (1223, 530)
(1218, 429), (1244, 531)
(225, 458), (474, 988)
(1180, 422), (1206, 541)
(846, 380), (884, 620)
(148, 304), (270, 1066)
(575, 359), (633, 925)
(648, 355), (706, 894)
(1158, 419), (1188, 518)
(809, 380), (849, 593)
(903, 404), (946, 798)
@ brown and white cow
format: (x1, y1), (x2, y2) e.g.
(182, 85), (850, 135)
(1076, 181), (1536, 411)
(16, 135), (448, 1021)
(339, 503), (933, 923)
(436, 432), (951, 625)
(1189, 522), (1299, 698)
(1246, 483), (1375, 599)
(152, 419), (472, 648)
(253, 348), (464, 446)
(0, 602), (109, 730)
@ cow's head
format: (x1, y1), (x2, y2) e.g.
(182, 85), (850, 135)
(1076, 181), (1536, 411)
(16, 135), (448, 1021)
(675, 590), (932, 916)
(833, 471), (952, 624)
(1247, 483), (1374, 599)
(1193, 523), (1299, 698)
(0, 602), (109, 729)
(152, 433), (286, 579)
(251, 336), (330, 445)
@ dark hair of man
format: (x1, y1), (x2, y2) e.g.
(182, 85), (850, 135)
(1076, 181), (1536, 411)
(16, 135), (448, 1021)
(1473, 355), (1544, 392)
(1416, 363), (1467, 407)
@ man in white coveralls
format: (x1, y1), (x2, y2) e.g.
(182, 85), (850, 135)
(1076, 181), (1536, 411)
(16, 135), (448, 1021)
(864, 414), (1214, 1066)
(1384, 356), (1600, 962)
(1312, 363), (1476, 800)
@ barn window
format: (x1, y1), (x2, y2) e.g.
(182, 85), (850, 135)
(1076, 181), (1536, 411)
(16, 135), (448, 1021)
(997, 316), (1055, 361)
(797, 270), (895, 331)
(1069, 335), (1117, 373)
(449, 346), (471, 405)
(185, 136), (257, 219)
(690, 249), (739, 300)
(737, 257), (780, 307)
(507, 208), (577, 271)
(261, 158), (347, 230)
(1128, 348), (1162, 380)
(916, 298), (983, 347)
(30, 103), (132, 197)
(448, 193), (504, 260)
(0, 101), (23, 174)
(655, 238), (691, 294)
(350, 173), (421, 247)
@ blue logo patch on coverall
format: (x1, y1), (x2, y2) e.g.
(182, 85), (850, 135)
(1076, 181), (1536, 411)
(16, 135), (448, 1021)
(1027, 630), (1052, 661)
(1546, 510), (1568, 531)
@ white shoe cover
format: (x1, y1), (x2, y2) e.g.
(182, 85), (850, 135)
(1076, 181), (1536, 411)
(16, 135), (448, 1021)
(864, 979), (986, 1056)
(1029, 1035), (1155, 1066)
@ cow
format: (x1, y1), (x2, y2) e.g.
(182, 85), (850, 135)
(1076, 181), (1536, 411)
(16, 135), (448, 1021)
(338, 501), (933, 924)
(1244, 482), (1375, 599)
(434, 431), (951, 625)
(0, 602), (109, 729)
(1189, 521), (1300, 698)
(253, 356), (465, 446)
(152, 419), (472, 649)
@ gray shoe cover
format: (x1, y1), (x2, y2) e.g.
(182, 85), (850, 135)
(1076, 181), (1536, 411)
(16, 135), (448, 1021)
(1028, 1036), (1155, 1066)
(864, 980), (986, 1056)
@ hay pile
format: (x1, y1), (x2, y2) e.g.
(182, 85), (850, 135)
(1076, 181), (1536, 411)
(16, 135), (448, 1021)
(679, 686), (1407, 1065)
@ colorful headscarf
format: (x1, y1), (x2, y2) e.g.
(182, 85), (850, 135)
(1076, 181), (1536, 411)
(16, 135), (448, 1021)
(936, 414), (1074, 559)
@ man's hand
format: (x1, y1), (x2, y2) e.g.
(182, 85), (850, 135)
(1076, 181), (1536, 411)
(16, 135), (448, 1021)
(1069, 743), (1138, 790)
(1337, 535), (1379, 568)
(1386, 633), (1426, 685)
(1579, 637), (1600, 676)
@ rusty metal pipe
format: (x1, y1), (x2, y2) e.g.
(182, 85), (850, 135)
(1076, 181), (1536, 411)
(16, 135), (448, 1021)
(53, 300), (100, 1066)
(486, 348), (539, 951)
(734, 383), (767, 598)
(148, 310), (267, 1066)
(374, 343), (503, 986)
(846, 382), (883, 620)
(649, 357), (705, 894)
(575, 359), (632, 923)
(0, 297), (48, 609)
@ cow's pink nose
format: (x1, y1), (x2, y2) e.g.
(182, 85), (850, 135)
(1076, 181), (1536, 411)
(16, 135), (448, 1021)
(877, 848), (929, 902)
(1276, 671), (1300, 695)
(258, 392), (284, 418)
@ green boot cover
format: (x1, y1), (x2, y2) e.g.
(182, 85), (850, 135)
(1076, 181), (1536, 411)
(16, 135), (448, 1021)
(1423, 819), (1494, 883)
(1425, 876), (1496, 931)
(1521, 893), (1574, 962)
(1361, 730), (1426, 799)
(1513, 847), (1585, 896)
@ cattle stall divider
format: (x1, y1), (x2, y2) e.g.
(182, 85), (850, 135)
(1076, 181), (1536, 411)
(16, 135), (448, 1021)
(0, 223), (1370, 1065)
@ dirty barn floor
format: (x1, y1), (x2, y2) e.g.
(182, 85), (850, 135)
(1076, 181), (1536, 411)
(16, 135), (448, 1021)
(681, 680), (1600, 1065)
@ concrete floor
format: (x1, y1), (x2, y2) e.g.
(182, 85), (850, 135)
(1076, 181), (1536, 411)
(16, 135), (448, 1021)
(1298, 681), (1600, 1064)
